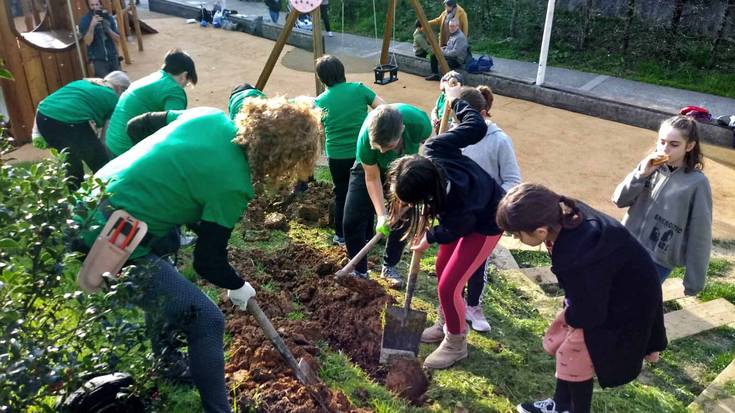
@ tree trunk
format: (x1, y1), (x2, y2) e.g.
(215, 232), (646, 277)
(622, 0), (636, 57)
(667, 0), (686, 52)
(578, 0), (593, 49)
(709, 0), (735, 67)
(510, 0), (519, 38)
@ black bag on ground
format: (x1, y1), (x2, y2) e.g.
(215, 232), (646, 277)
(59, 372), (145, 413)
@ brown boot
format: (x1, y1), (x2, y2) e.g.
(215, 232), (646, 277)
(421, 306), (445, 343)
(423, 332), (467, 369)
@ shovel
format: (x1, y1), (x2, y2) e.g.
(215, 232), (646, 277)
(379, 248), (428, 363)
(334, 233), (383, 277)
(246, 299), (333, 412)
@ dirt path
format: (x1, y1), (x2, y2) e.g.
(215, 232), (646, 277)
(10, 11), (735, 239)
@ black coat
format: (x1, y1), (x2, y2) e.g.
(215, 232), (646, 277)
(552, 203), (668, 388)
(423, 99), (505, 244)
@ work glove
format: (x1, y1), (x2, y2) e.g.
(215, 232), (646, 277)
(227, 281), (256, 310)
(375, 215), (390, 237)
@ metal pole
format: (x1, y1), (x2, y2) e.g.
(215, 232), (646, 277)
(66, 0), (88, 77)
(536, 0), (556, 86)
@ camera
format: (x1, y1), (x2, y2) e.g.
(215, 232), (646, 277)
(94, 9), (109, 18)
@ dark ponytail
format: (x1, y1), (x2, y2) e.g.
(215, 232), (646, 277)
(385, 155), (447, 241)
(496, 183), (583, 234)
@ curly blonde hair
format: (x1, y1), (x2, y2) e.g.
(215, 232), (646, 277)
(233, 97), (323, 187)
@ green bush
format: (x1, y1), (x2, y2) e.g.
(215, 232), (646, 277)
(0, 133), (152, 411)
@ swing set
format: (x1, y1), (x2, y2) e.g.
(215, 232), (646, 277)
(255, 0), (450, 95)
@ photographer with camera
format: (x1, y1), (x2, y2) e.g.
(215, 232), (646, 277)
(79, 0), (121, 77)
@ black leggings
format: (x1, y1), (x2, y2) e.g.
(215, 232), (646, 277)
(320, 4), (331, 32)
(554, 378), (593, 413)
(35, 112), (109, 189)
(343, 163), (408, 274)
(328, 157), (354, 238)
(465, 258), (487, 306)
(430, 55), (462, 74)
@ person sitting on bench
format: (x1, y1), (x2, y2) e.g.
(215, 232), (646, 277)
(426, 18), (468, 81)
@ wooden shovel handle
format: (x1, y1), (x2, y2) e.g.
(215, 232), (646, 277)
(403, 247), (425, 316)
(438, 100), (453, 134)
(246, 299), (312, 385)
(335, 233), (383, 277)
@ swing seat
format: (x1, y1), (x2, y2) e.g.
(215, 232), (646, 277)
(374, 64), (398, 85)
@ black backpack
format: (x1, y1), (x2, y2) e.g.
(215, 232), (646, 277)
(59, 373), (145, 413)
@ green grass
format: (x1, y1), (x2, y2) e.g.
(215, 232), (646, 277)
(314, 165), (333, 184)
(510, 250), (551, 268)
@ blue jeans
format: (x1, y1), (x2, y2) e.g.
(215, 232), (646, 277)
(655, 263), (672, 283)
(268, 10), (279, 23)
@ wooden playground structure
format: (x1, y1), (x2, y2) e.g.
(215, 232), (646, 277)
(256, 0), (450, 96)
(0, 0), (147, 144)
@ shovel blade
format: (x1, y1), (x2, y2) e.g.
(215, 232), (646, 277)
(380, 305), (427, 364)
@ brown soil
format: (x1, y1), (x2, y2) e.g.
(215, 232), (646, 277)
(223, 236), (428, 411)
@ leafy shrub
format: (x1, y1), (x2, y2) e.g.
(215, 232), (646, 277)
(0, 133), (151, 411)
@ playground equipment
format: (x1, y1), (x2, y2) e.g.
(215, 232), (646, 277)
(0, 0), (89, 144)
(0, 0), (147, 144)
(256, 0), (325, 95)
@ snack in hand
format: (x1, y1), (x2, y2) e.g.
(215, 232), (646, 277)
(651, 153), (669, 166)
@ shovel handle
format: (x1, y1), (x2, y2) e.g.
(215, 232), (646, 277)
(246, 298), (311, 386)
(403, 248), (424, 316)
(438, 100), (453, 134)
(335, 233), (382, 277)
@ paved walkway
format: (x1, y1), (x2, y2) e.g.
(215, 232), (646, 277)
(176, 0), (735, 117)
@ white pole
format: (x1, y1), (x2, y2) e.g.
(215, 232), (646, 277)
(66, 0), (88, 78)
(536, 0), (556, 86)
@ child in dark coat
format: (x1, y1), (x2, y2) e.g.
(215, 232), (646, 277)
(497, 183), (667, 413)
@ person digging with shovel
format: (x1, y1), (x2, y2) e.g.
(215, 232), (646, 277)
(78, 98), (322, 413)
(384, 88), (505, 369)
(342, 103), (432, 287)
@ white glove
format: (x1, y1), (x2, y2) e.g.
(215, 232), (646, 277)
(228, 281), (256, 310)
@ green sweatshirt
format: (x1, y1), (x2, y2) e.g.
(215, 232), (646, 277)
(612, 165), (712, 295)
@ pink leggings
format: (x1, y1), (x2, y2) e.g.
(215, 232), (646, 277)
(436, 233), (501, 334)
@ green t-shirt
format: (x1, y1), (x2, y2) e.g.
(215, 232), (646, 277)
(314, 82), (377, 159)
(37, 80), (119, 127)
(435, 92), (446, 121)
(355, 103), (432, 172)
(228, 88), (266, 121)
(105, 70), (187, 157)
(85, 107), (254, 257)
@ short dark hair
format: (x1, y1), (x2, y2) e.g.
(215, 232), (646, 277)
(162, 49), (198, 85)
(315, 55), (346, 87)
(415, 19), (422, 28)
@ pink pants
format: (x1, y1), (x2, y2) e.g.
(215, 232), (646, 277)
(435, 233), (501, 334)
(544, 310), (595, 382)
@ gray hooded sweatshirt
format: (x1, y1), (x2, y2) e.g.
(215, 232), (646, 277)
(462, 120), (521, 192)
(612, 164), (712, 295)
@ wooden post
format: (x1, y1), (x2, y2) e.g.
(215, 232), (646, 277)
(256, 8), (299, 91)
(311, 6), (325, 95)
(408, 0), (449, 74)
(129, 0), (143, 51)
(112, 0), (131, 64)
(379, 0), (396, 65)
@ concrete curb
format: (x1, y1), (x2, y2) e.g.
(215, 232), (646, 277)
(394, 54), (733, 148)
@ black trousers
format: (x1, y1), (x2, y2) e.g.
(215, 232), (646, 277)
(91, 58), (121, 78)
(328, 157), (354, 238)
(465, 259), (487, 306)
(343, 163), (408, 274)
(36, 112), (109, 190)
(320, 4), (331, 32)
(430, 54), (462, 74)
(554, 378), (593, 413)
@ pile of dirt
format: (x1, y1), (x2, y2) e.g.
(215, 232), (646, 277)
(223, 242), (429, 411)
(244, 182), (335, 231)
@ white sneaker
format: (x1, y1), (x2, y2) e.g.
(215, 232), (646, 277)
(517, 398), (569, 413)
(465, 304), (491, 332)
